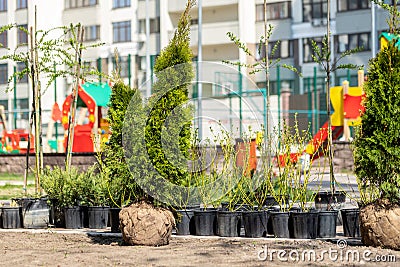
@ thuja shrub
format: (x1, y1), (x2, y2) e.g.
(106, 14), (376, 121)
(353, 40), (400, 203)
(144, 0), (195, 186)
(101, 81), (143, 207)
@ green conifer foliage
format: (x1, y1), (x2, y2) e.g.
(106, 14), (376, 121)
(101, 81), (142, 207)
(144, 0), (195, 186)
(354, 41), (400, 202)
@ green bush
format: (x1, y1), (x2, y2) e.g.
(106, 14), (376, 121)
(100, 81), (143, 207)
(353, 40), (400, 203)
(144, 0), (195, 186)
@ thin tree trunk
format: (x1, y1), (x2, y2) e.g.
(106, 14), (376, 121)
(65, 25), (84, 171)
(264, 0), (271, 165)
(326, 0), (335, 194)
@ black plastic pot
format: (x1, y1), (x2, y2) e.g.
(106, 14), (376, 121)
(242, 210), (268, 238)
(1, 207), (21, 229)
(318, 210), (338, 238)
(64, 206), (84, 229)
(109, 208), (121, 233)
(341, 208), (360, 237)
(14, 197), (49, 229)
(270, 211), (290, 238)
(263, 196), (279, 207)
(217, 211), (241, 237)
(315, 191), (346, 210)
(176, 210), (196, 235)
(79, 205), (89, 228)
(291, 211), (319, 239)
(48, 199), (65, 228)
(88, 206), (109, 229)
(194, 209), (217, 236)
(266, 207), (280, 235)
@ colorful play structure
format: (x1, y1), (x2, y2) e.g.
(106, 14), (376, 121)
(304, 70), (366, 159)
(59, 82), (112, 153)
(0, 105), (34, 154)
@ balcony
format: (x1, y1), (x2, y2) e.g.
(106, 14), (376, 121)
(168, 0), (238, 13)
(168, 21), (239, 47)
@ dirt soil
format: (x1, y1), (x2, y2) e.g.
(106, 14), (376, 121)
(0, 231), (399, 267)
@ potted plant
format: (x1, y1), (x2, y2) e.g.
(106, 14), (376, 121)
(1, 200), (21, 229)
(77, 166), (110, 229)
(353, 5), (400, 249)
(41, 166), (85, 229)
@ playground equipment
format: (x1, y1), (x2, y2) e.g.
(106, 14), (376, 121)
(61, 82), (111, 153)
(305, 69), (365, 159)
(0, 105), (34, 154)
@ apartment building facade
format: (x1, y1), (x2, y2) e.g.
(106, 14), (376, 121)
(0, 0), (393, 131)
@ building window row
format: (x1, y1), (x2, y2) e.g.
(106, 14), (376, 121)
(0, 63), (7, 84)
(65, 0), (97, 9)
(113, 0), (130, 9)
(336, 32), (371, 53)
(337, 0), (370, 12)
(256, 1), (291, 21)
(303, 0), (327, 22)
(113, 21), (131, 43)
(138, 18), (160, 34)
(256, 40), (294, 60)
(17, 0), (27, 9)
(84, 25), (100, 41)
(0, 30), (7, 47)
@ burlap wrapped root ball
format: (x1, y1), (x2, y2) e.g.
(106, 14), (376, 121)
(119, 201), (175, 246)
(360, 199), (400, 250)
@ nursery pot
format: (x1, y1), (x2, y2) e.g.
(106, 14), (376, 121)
(1, 207), (21, 229)
(318, 210), (338, 238)
(15, 197), (49, 229)
(109, 208), (121, 233)
(315, 191), (346, 210)
(341, 208), (360, 238)
(242, 210), (268, 238)
(88, 206), (109, 229)
(79, 205), (89, 228)
(64, 206), (84, 229)
(48, 199), (65, 228)
(217, 211), (241, 237)
(266, 207), (280, 235)
(270, 211), (290, 238)
(291, 211), (319, 239)
(263, 196), (278, 208)
(194, 209), (217, 236)
(176, 209), (196, 235)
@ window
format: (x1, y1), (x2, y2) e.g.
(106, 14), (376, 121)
(17, 0), (28, 9)
(138, 18), (160, 34)
(0, 30), (6, 47)
(65, 0), (97, 9)
(113, 21), (131, 43)
(113, 0), (130, 8)
(17, 62), (28, 83)
(17, 98), (29, 120)
(256, 40), (294, 60)
(17, 25), (28, 45)
(256, 80), (295, 95)
(335, 32), (371, 53)
(303, 0), (327, 22)
(0, 63), (7, 84)
(0, 0), (6, 11)
(383, 0), (400, 5)
(338, 0), (370, 11)
(303, 37), (323, 63)
(112, 56), (130, 78)
(84, 25), (100, 41)
(256, 2), (291, 21)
